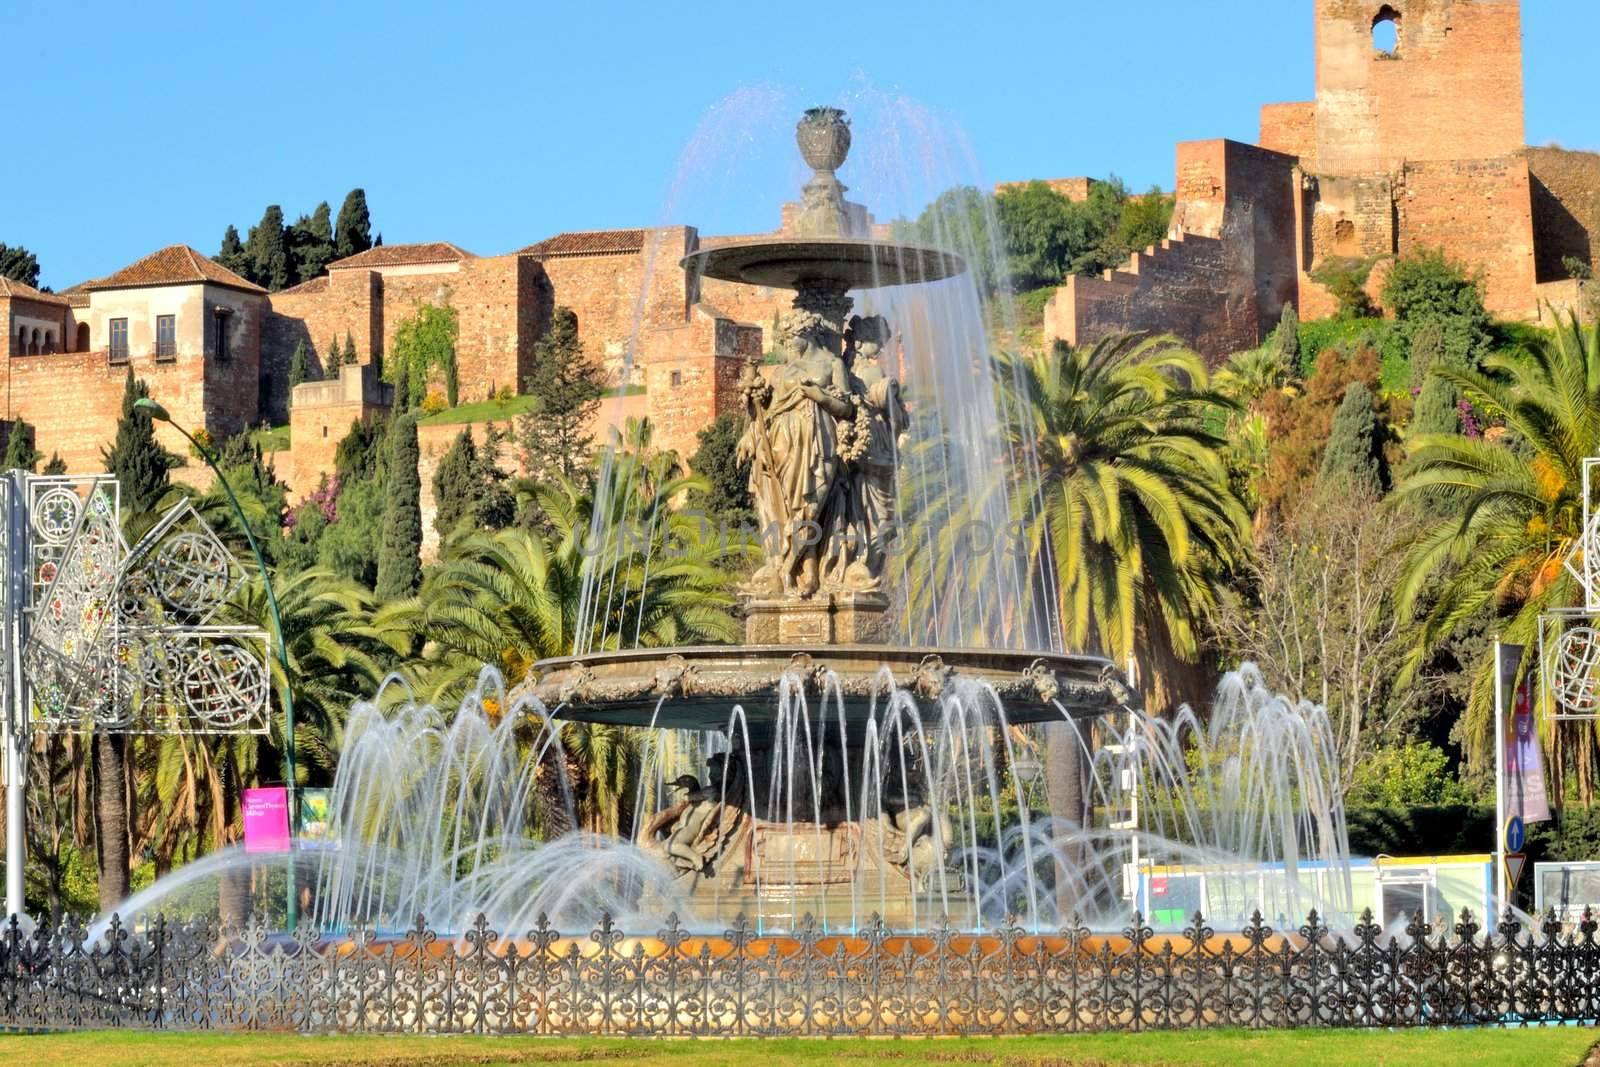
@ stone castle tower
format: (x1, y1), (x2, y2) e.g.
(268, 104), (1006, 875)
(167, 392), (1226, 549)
(1046, 0), (1595, 361)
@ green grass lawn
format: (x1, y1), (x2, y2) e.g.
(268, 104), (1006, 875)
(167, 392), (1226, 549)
(250, 424), (291, 453)
(419, 386), (645, 428)
(4, 1028), (1594, 1067)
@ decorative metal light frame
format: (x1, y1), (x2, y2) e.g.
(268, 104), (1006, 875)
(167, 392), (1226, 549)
(12, 474), (271, 735)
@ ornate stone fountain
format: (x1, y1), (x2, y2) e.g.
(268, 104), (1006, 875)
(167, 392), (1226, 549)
(531, 108), (1131, 929)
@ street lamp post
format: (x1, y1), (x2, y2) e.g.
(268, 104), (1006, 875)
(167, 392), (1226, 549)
(133, 398), (297, 930)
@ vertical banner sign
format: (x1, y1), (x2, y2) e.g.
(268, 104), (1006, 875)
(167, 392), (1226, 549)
(296, 787), (336, 850)
(242, 786), (291, 854)
(1508, 668), (1552, 824)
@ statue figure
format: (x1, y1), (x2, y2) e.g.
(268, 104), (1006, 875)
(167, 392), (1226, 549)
(638, 754), (745, 879)
(878, 775), (950, 891)
(738, 308), (857, 598)
(825, 314), (907, 590)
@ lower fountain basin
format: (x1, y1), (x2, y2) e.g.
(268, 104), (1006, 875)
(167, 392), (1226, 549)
(526, 644), (1131, 730)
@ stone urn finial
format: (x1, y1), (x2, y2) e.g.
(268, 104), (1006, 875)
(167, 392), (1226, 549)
(796, 107), (851, 175)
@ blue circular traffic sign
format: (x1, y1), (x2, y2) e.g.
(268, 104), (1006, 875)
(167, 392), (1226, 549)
(1505, 815), (1526, 853)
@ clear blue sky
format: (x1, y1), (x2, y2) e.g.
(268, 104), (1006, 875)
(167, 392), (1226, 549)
(5, 0), (1596, 291)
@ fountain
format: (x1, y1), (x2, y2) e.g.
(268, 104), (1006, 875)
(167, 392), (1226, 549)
(101, 107), (1348, 943)
(526, 106), (1130, 931)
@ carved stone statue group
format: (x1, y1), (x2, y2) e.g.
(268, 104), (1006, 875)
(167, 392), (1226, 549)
(736, 287), (909, 601)
(636, 748), (951, 893)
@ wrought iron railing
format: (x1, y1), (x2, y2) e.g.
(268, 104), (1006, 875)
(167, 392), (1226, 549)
(3, 907), (1599, 1034)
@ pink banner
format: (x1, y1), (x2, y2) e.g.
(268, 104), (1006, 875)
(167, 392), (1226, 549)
(242, 787), (291, 853)
(1508, 674), (1551, 824)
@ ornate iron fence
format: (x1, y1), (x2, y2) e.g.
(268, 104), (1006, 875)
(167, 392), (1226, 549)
(4, 907), (1600, 1034)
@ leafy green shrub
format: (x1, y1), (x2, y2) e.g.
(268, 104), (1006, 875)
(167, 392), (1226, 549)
(1310, 256), (1379, 318)
(1382, 248), (1493, 366)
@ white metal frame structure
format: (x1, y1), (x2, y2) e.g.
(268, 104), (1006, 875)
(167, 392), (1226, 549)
(1, 472), (269, 918)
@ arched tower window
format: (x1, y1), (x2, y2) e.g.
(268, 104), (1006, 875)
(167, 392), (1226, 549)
(1373, 6), (1401, 58)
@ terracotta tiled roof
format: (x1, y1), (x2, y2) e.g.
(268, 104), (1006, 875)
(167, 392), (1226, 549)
(0, 277), (68, 305)
(327, 242), (475, 270)
(518, 229), (645, 257)
(276, 275), (329, 296)
(85, 245), (266, 294)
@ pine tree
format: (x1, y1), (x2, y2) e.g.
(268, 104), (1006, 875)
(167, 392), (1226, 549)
(432, 428), (482, 539)
(217, 225), (250, 280)
(376, 412), (422, 599)
(0, 244), (41, 288)
(102, 368), (176, 522)
(0, 418), (41, 473)
(519, 307), (604, 482)
(288, 339), (313, 395)
(1276, 302), (1301, 373)
(1318, 381), (1384, 493)
(334, 189), (373, 261)
(245, 205), (290, 292)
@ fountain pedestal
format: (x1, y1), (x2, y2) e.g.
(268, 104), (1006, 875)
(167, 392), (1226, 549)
(743, 590), (893, 644)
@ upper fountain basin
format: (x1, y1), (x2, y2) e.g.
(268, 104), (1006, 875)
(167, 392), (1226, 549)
(526, 644), (1131, 731)
(682, 237), (966, 291)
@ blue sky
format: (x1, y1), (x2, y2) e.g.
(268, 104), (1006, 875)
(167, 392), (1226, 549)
(5, 0), (1596, 291)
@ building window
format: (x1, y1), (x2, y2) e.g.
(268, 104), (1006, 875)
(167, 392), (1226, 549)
(213, 308), (232, 362)
(322, 425), (329, 438)
(1373, 7), (1400, 58)
(109, 318), (129, 363)
(670, 370), (683, 388)
(155, 315), (176, 359)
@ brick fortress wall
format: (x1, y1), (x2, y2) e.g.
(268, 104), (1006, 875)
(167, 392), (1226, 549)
(1045, 140), (1298, 362)
(1527, 147), (1600, 283)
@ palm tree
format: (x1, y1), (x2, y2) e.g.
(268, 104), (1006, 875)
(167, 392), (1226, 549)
(1394, 313), (1600, 795)
(388, 422), (744, 833)
(136, 568), (406, 918)
(1002, 335), (1250, 684)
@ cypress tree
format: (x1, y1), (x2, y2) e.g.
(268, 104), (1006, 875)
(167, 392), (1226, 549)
(432, 428), (481, 539)
(292, 201), (336, 282)
(1411, 374), (1460, 437)
(344, 331), (358, 366)
(688, 413), (754, 527)
(334, 189), (373, 261)
(288, 340), (313, 394)
(0, 419), (40, 473)
(519, 306), (604, 482)
(1408, 320), (1448, 389)
(102, 368), (176, 522)
(1276, 302), (1301, 374)
(42, 452), (66, 476)
(1318, 381), (1384, 493)
(375, 412), (422, 598)
(217, 225), (250, 280)
(246, 205), (290, 292)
